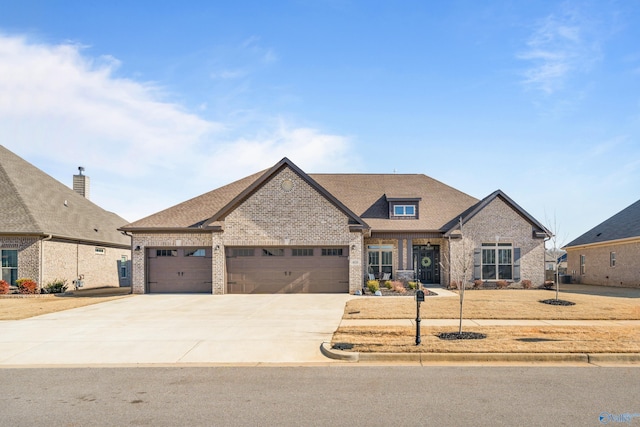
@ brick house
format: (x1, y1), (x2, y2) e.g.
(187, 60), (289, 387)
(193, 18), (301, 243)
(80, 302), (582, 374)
(564, 199), (640, 288)
(0, 145), (131, 290)
(122, 158), (550, 294)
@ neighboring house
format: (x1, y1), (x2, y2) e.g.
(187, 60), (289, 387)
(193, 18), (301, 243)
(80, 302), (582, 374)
(564, 199), (640, 288)
(544, 249), (567, 281)
(0, 145), (131, 290)
(122, 158), (551, 294)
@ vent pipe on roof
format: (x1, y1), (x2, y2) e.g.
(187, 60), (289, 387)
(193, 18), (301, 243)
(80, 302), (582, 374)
(73, 166), (90, 199)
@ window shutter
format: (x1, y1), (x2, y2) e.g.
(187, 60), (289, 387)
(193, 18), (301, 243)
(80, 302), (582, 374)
(473, 248), (481, 280)
(513, 247), (521, 281)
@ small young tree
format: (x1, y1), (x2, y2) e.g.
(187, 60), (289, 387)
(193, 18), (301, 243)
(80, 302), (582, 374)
(444, 218), (475, 335)
(545, 213), (567, 301)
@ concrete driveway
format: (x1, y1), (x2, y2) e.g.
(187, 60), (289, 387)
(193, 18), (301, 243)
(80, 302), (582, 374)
(0, 294), (354, 366)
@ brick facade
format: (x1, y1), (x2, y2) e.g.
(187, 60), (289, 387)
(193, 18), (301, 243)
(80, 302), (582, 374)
(126, 164), (548, 294)
(448, 197), (546, 287)
(362, 201), (547, 289)
(1, 236), (130, 290)
(130, 168), (365, 294)
(221, 168), (363, 294)
(566, 240), (640, 288)
(130, 233), (212, 294)
(42, 240), (130, 290)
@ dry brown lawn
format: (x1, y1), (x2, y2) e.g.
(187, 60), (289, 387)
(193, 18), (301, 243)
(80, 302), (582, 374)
(336, 290), (640, 353)
(333, 325), (640, 353)
(344, 290), (640, 320)
(0, 287), (131, 320)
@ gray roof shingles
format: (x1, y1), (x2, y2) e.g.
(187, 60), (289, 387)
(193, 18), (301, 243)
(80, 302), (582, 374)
(565, 199), (640, 247)
(0, 145), (130, 247)
(124, 165), (481, 233)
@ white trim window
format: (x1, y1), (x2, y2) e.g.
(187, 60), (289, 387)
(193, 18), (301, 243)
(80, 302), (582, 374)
(367, 245), (393, 278)
(1, 249), (18, 286)
(393, 205), (415, 217)
(481, 243), (513, 280)
(580, 255), (586, 275)
(610, 252), (616, 267)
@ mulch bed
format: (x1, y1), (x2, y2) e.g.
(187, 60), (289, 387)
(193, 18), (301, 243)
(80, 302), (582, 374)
(540, 299), (576, 306)
(437, 332), (487, 340)
(360, 287), (439, 297)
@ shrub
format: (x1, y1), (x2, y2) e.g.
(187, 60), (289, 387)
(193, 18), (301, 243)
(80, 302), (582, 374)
(521, 279), (532, 289)
(449, 281), (458, 290)
(391, 281), (406, 294)
(0, 280), (9, 294)
(16, 278), (38, 294)
(383, 280), (393, 290)
(45, 279), (68, 294)
(366, 280), (380, 294)
(496, 280), (509, 289)
(543, 280), (554, 289)
(408, 281), (418, 290)
(473, 280), (483, 289)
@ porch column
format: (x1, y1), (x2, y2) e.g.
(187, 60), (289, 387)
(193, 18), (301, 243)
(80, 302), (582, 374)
(407, 239), (413, 270)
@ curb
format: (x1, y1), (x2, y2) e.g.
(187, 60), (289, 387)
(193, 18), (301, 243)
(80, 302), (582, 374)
(320, 344), (640, 364)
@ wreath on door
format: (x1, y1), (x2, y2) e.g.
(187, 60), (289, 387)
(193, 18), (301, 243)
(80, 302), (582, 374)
(421, 256), (432, 267)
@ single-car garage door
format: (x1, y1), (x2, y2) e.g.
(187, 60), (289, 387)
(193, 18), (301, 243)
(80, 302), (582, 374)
(226, 247), (349, 294)
(147, 248), (212, 293)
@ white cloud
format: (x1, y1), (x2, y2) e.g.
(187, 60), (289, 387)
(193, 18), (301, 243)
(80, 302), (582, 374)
(518, 6), (603, 94)
(207, 123), (356, 176)
(0, 34), (357, 222)
(0, 34), (218, 175)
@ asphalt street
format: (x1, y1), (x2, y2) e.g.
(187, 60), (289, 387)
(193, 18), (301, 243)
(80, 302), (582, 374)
(1, 366), (638, 426)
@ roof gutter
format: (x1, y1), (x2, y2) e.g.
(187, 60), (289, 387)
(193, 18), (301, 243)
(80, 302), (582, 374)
(563, 235), (640, 251)
(118, 226), (223, 233)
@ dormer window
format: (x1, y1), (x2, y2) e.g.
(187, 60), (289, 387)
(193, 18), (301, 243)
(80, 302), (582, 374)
(387, 196), (421, 219)
(394, 205), (415, 216)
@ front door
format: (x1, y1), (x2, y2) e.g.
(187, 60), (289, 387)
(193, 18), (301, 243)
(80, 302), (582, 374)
(413, 245), (440, 284)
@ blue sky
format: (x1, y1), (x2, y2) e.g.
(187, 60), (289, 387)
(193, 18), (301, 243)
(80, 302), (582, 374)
(1, 0), (639, 245)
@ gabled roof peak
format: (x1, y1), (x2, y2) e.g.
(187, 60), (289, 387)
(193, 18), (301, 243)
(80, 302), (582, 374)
(202, 157), (369, 229)
(443, 189), (551, 237)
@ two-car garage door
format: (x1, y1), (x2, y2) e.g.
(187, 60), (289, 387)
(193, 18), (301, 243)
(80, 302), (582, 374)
(226, 247), (349, 294)
(146, 246), (349, 294)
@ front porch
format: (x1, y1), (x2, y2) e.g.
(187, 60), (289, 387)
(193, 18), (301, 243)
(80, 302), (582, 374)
(364, 236), (449, 286)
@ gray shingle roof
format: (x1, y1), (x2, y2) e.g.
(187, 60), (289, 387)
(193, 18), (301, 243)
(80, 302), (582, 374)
(0, 145), (130, 246)
(124, 159), (482, 232)
(312, 173), (479, 231)
(565, 199), (640, 247)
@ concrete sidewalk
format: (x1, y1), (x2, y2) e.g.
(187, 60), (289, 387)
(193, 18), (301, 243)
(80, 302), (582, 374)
(330, 315), (640, 365)
(340, 319), (640, 327)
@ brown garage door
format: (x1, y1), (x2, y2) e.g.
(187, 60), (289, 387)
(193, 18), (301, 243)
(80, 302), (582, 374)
(226, 247), (349, 294)
(147, 248), (212, 293)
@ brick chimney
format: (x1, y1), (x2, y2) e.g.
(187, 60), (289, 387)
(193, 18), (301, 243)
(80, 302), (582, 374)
(73, 166), (90, 199)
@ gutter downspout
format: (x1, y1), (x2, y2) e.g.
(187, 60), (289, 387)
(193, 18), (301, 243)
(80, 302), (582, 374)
(447, 236), (452, 289)
(40, 234), (53, 288)
(121, 231), (134, 291)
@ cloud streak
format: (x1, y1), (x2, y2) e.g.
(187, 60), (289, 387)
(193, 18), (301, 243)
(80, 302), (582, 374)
(518, 5), (603, 95)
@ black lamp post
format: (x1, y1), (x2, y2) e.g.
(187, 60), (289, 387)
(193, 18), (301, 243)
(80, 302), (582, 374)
(415, 289), (425, 345)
